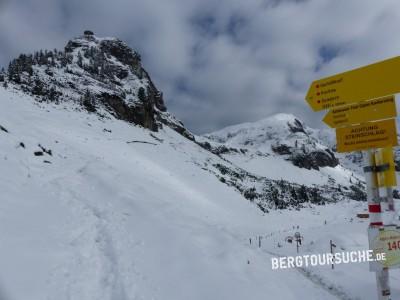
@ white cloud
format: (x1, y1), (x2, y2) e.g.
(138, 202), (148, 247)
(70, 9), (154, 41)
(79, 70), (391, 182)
(1, 0), (400, 133)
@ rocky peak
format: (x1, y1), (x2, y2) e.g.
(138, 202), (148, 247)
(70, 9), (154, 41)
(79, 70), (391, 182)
(64, 33), (142, 74)
(4, 31), (192, 139)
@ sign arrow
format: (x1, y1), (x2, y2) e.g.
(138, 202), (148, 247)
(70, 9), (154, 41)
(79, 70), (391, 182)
(306, 56), (400, 111)
(323, 95), (397, 128)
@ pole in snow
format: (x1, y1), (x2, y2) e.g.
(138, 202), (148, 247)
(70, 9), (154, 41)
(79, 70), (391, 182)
(294, 232), (303, 254)
(330, 240), (336, 269)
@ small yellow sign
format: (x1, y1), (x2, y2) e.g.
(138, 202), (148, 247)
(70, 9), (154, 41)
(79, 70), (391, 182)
(336, 119), (398, 153)
(323, 95), (397, 128)
(306, 56), (400, 111)
(375, 147), (397, 187)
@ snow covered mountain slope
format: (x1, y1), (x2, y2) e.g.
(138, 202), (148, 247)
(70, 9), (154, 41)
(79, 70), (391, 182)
(200, 113), (367, 198)
(1, 86), (400, 300)
(0, 86), (350, 300)
(206, 112), (400, 186)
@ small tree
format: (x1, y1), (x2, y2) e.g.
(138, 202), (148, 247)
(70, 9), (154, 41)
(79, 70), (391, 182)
(77, 51), (83, 68)
(47, 87), (58, 103)
(82, 90), (96, 112)
(298, 185), (309, 202)
(138, 87), (146, 102)
(32, 78), (44, 95)
(0, 67), (5, 82)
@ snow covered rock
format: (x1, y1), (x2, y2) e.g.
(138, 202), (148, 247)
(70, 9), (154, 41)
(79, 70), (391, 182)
(6, 31), (191, 138)
(204, 113), (339, 170)
(200, 113), (366, 203)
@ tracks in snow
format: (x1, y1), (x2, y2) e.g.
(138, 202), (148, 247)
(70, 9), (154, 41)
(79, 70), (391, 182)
(44, 162), (154, 300)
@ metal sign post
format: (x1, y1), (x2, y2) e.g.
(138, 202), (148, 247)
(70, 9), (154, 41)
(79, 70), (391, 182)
(364, 150), (391, 300)
(330, 240), (336, 270)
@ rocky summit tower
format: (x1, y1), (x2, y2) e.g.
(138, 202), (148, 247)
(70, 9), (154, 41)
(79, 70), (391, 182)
(4, 32), (193, 139)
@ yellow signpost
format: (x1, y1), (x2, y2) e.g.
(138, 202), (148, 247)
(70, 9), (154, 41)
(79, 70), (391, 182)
(323, 95), (397, 128)
(375, 147), (397, 188)
(306, 56), (400, 111)
(335, 119), (398, 153)
(305, 56), (400, 300)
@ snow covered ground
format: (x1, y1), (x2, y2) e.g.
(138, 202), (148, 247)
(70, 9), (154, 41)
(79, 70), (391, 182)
(0, 86), (399, 299)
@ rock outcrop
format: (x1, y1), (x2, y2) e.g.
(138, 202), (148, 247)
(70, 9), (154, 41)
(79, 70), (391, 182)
(5, 31), (190, 137)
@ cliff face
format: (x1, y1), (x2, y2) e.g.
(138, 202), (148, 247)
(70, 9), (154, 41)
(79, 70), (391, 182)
(3, 31), (193, 139)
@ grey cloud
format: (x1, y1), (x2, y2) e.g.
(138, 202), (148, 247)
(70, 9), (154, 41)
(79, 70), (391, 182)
(1, 0), (400, 134)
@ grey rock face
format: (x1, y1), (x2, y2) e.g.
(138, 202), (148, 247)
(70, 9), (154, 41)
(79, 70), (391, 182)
(272, 144), (339, 170)
(291, 150), (339, 170)
(287, 118), (306, 134)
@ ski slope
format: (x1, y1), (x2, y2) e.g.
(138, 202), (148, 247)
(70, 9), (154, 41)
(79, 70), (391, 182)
(0, 86), (399, 299)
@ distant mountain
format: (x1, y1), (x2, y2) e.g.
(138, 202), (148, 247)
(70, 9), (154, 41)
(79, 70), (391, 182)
(197, 113), (371, 207)
(203, 113), (339, 170)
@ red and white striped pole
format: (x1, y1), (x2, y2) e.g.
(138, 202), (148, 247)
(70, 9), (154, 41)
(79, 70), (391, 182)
(364, 149), (391, 300)
(365, 150), (382, 226)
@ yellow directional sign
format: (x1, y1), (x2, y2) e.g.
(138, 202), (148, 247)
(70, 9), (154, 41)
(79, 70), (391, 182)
(375, 147), (397, 187)
(323, 95), (397, 128)
(306, 56), (400, 111)
(336, 119), (398, 153)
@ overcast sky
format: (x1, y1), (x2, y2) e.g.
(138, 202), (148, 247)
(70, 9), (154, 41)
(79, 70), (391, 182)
(1, 0), (400, 133)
